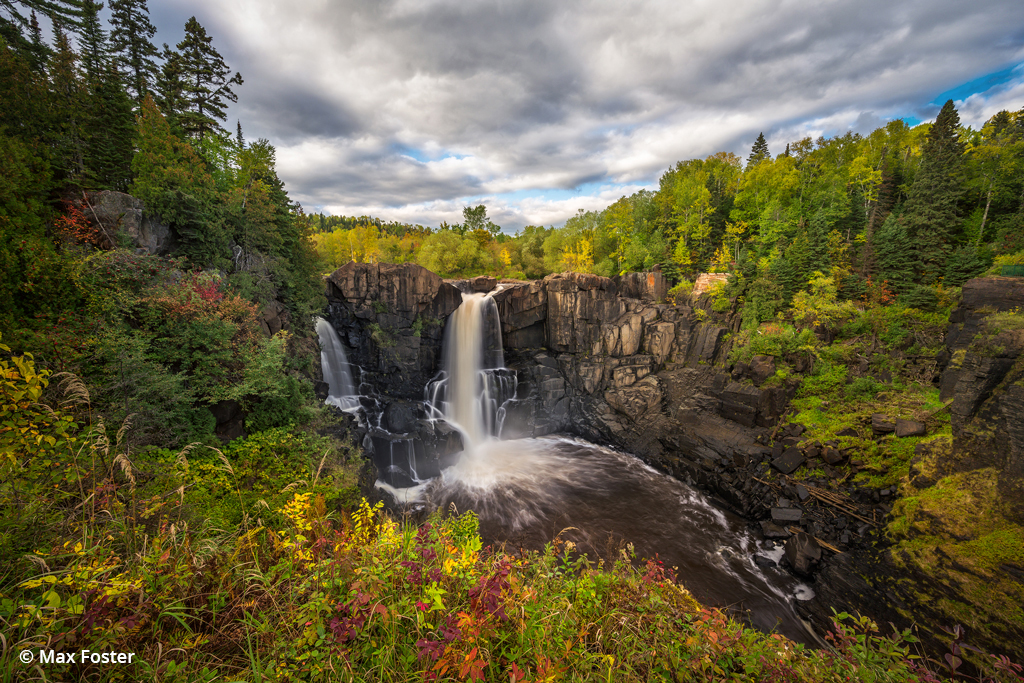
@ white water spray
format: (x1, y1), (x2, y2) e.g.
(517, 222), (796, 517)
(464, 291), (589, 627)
(315, 317), (359, 411)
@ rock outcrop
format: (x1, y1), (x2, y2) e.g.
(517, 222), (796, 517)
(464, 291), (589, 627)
(76, 190), (176, 255)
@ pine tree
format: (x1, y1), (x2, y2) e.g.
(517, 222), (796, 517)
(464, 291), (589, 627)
(108, 0), (158, 102)
(131, 94), (229, 263)
(85, 62), (134, 190)
(175, 17), (242, 140)
(24, 10), (48, 71)
(1, 0), (83, 46)
(747, 132), (770, 167)
(902, 99), (966, 284)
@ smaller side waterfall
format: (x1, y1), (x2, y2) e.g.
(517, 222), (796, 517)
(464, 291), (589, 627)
(315, 317), (359, 411)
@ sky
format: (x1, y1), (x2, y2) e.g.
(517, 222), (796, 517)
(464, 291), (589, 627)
(141, 0), (1024, 232)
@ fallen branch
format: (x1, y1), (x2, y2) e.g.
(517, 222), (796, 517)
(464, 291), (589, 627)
(81, 191), (116, 247)
(787, 526), (842, 554)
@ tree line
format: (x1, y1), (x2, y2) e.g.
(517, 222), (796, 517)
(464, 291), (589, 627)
(313, 101), (1023, 323)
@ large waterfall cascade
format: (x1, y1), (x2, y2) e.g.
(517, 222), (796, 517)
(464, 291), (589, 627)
(314, 316), (360, 412)
(426, 291), (517, 450)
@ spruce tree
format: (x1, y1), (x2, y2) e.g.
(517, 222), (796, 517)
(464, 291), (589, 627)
(25, 10), (48, 71)
(872, 213), (914, 292)
(48, 22), (87, 185)
(78, 0), (106, 83)
(85, 62), (134, 190)
(747, 132), (770, 167)
(108, 0), (158, 102)
(902, 99), (966, 284)
(154, 43), (187, 130)
(175, 16), (242, 140)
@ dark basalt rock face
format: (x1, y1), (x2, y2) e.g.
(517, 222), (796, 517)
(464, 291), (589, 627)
(936, 276), (1024, 521)
(325, 262), (462, 400)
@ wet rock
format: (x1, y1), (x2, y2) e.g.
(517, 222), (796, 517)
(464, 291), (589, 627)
(795, 484), (810, 502)
(754, 554), (777, 569)
(837, 427), (860, 438)
(895, 419), (926, 438)
(772, 447), (805, 474)
(383, 401), (417, 433)
(784, 532), (822, 576)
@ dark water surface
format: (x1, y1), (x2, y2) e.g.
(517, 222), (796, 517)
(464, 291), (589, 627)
(380, 435), (819, 644)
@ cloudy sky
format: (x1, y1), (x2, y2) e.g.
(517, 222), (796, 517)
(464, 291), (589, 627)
(143, 0), (1024, 231)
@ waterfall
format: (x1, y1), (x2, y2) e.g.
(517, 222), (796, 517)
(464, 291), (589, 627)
(315, 317), (359, 411)
(427, 292), (515, 450)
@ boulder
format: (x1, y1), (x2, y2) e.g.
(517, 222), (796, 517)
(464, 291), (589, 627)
(749, 355), (776, 386)
(79, 190), (176, 254)
(772, 447), (805, 474)
(895, 419), (926, 438)
(784, 532), (822, 576)
(771, 507), (803, 524)
(871, 413), (896, 436)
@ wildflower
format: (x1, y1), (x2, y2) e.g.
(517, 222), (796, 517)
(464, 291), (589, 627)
(416, 600), (428, 612)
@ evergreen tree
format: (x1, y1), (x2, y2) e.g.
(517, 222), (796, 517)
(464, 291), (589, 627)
(175, 16), (242, 140)
(1, 0), (83, 47)
(131, 94), (229, 264)
(872, 213), (914, 292)
(78, 0), (106, 83)
(24, 10), (48, 71)
(153, 43), (187, 130)
(48, 22), (87, 185)
(902, 99), (966, 284)
(108, 0), (158, 102)
(85, 62), (134, 189)
(747, 132), (770, 167)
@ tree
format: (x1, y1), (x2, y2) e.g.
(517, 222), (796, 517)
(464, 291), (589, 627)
(1, 0), (83, 46)
(747, 132), (770, 167)
(78, 0), (106, 82)
(153, 43), (187, 130)
(108, 0), (158, 102)
(131, 94), (228, 264)
(901, 99), (966, 284)
(175, 16), (243, 140)
(461, 204), (500, 237)
(47, 22), (87, 185)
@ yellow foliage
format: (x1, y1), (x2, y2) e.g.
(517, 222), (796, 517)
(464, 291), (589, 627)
(560, 237), (594, 273)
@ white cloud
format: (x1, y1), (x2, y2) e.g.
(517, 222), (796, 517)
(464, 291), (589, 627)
(151, 0), (1024, 229)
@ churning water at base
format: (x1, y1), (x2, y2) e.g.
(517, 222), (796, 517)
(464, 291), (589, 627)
(315, 317), (360, 412)
(394, 436), (818, 645)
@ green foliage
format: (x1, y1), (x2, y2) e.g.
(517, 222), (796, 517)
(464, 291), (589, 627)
(729, 322), (818, 364)
(131, 94), (230, 265)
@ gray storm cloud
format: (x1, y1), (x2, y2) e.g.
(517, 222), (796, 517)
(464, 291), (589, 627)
(150, 0), (1024, 228)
